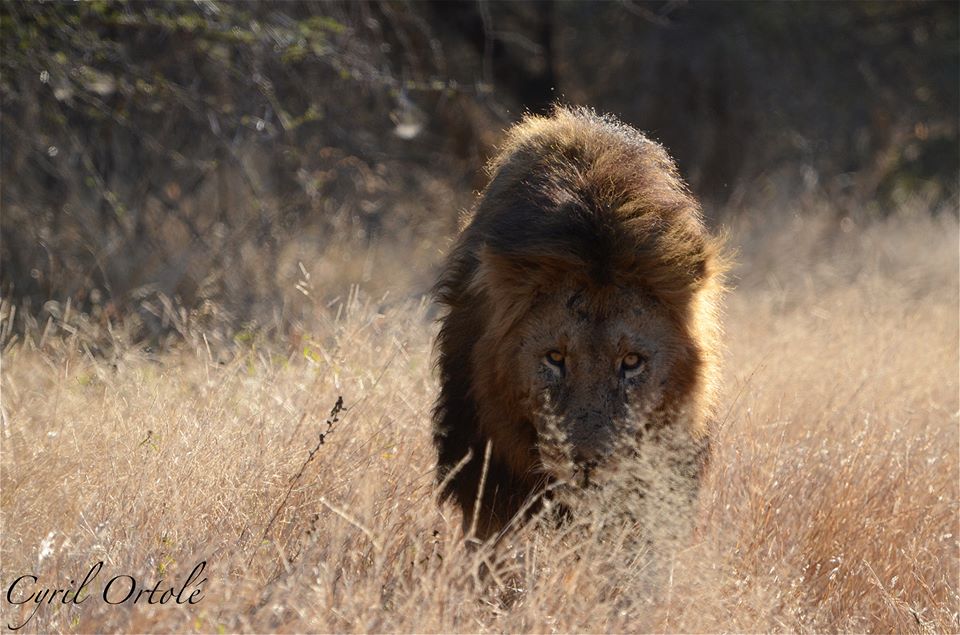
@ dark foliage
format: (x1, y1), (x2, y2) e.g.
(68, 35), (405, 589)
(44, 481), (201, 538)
(1, 1), (956, 343)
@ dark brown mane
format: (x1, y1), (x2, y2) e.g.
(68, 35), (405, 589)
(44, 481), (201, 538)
(433, 106), (726, 539)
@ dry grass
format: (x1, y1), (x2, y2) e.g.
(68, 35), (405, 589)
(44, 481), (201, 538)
(1, 207), (957, 633)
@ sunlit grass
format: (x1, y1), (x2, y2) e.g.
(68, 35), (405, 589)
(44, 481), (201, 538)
(1, 209), (957, 633)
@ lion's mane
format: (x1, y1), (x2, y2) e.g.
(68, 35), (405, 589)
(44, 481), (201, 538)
(433, 106), (726, 537)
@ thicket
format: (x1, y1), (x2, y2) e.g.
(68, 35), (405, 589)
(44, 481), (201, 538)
(2, 1), (957, 345)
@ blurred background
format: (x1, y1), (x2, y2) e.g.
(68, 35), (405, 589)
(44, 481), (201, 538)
(2, 1), (957, 348)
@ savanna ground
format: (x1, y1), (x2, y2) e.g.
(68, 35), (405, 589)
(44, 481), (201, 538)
(1, 206), (958, 633)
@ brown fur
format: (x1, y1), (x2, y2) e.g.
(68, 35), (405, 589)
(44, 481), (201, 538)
(433, 106), (726, 540)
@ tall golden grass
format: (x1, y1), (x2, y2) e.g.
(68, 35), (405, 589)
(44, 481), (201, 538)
(1, 208), (957, 633)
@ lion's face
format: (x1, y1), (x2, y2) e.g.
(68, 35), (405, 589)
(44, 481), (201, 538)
(509, 283), (687, 481)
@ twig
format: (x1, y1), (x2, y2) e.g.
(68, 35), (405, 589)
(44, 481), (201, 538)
(715, 358), (767, 438)
(248, 396), (345, 566)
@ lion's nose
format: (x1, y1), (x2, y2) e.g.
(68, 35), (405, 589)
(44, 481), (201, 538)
(572, 447), (603, 466)
(568, 412), (609, 465)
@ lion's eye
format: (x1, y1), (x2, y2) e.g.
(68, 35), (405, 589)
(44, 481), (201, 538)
(621, 353), (645, 377)
(545, 350), (565, 368)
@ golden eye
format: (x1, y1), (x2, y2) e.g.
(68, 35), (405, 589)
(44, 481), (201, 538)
(621, 353), (644, 372)
(545, 350), (565, 367)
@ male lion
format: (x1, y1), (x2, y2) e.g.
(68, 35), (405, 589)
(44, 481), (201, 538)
(433, 106), (725, 541)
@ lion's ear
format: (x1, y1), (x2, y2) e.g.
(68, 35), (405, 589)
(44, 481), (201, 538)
(470, 246), (533, 307)
(470, 245), (519, 288)
(468, 246), (562, 342)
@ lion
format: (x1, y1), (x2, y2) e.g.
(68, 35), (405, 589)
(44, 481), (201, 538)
(432, 106), (726, 542)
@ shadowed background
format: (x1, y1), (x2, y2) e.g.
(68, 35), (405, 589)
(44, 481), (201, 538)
(2, 0), (957, 348)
